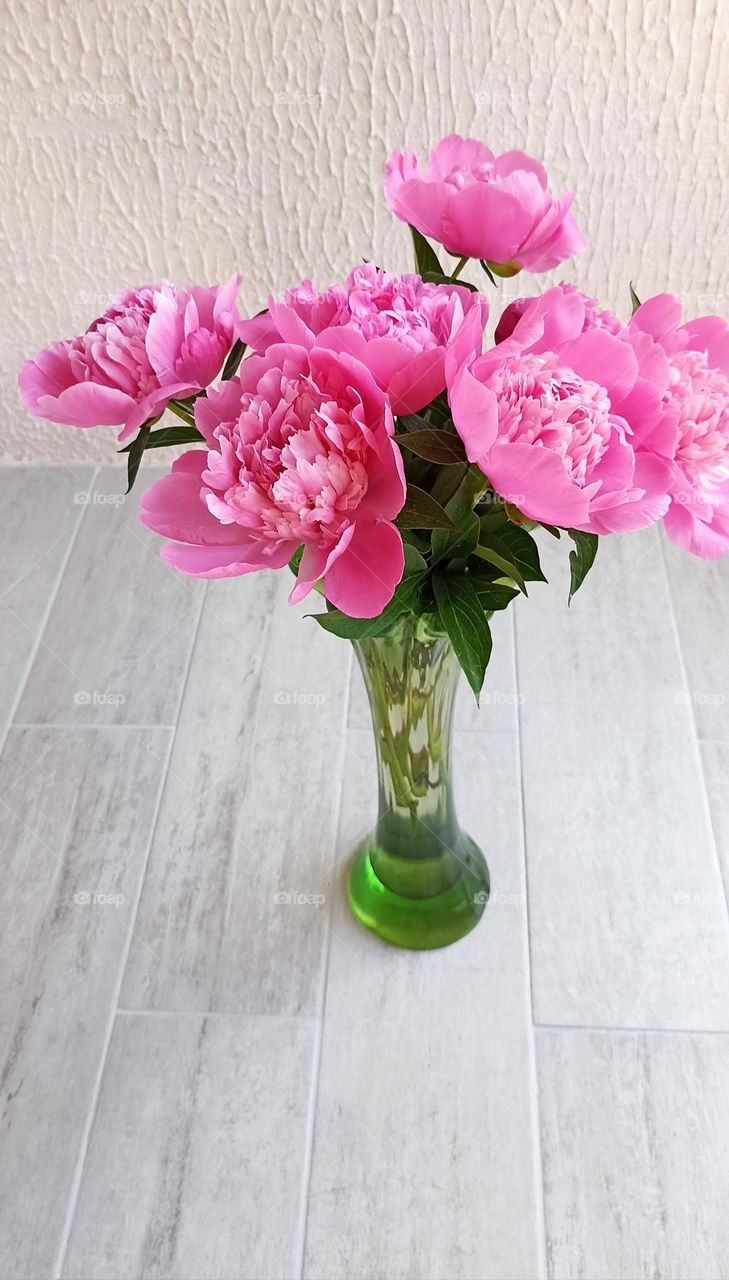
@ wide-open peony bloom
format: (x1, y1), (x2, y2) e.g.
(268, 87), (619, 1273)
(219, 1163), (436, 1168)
(19, 278), (240, 442)
(628, 295), (729, 559)
(384, 135), (585, 272)
(140, 343), (407, 617)
(446, 287), (672, 533)
(237, 264), (488, 416)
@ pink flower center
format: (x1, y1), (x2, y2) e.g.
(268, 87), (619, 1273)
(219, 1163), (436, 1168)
(487, 353), (614, 483)
(66, 285), (167, 401)
(207, 374), (369, 546)
(666, 350), (729, 490)
(283, 266), (463, 356)
(443, 162), (494, 190)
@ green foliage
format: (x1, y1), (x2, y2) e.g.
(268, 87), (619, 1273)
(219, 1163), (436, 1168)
(432, 572), (492, 700)
(409, 226), (443, 277)
(396, 487), (455, 530)
(119, 424), (204, 454)
(567, 530), (598, 602)
(221, 338), (247, 380)
(395, 429), (467, 465)
(311, 545), (427, 639)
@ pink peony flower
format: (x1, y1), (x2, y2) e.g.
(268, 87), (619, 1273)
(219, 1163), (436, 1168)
(495, 282), (627, 345)
(237, 264), (487, 416)
(384, 135), (585, 272)
(446, 287), (672, 533)
(140, 343), (407, 617)
(629, 294), (729, 559)
(18, 278), (241, 442)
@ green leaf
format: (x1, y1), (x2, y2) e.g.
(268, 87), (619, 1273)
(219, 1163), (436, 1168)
(495, 524), (547, 583)
(221, 337), (247, 381)
(472, 533), (528, 594)
(395, 429), (467, 465)
(409, 226), (443, 278)
(629, 281), (641, 315)
(567, 530), (598, 602)
(124, 425), (152, 494)
(119, 424), (204, 453)
(540, 523), (561, 539)
(396, 486), (455, 530)
(479, 259), (498, 287)
(421, 270), (479, 293)
(288, 545), (304, 576)
(432, 572), (493, 700)
(167, 398), (198, 425)
(431, 508), (480, 566)
(401, 528), (430, 555)
(312, 567), (423, 640)
(396, 412), (431, 433)
(469, 577), (520, 611)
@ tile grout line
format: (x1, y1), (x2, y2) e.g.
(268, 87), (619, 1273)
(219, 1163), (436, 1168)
(1, 467), (99, 751)
(534, 1021), (729, 1037)
(52, 582), (208, 1280)
(294, 642), (354, 1280)
(658, 536), (729, 941)
(512, 606), (549, 1280)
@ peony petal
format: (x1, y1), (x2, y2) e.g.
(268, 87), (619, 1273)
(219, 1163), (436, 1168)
(323, 518), (404, 618)
(386, 348), (446, 414)
(631, 294), (683, 343)
(491, 150), (548, 187)
(139, 455), (248, 546)
(26, 380), (137, 428)
(448, 360), (500, 464)
(388, 178), (453, 242)
(663, 499), (729, 560)
(559, 329), (639, 403)
(484, 441), (591, 527)
(161, 538), (295, 578)
(441, 183), (534, 261)
(680, 315), (729, 375)
(425, 134), (495, 180)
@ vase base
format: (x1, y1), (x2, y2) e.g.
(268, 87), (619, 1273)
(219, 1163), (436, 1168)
(347, 838), (490, 951)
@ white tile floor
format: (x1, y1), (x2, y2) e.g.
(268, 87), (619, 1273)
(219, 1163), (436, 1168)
(1, 463), (728, 1280)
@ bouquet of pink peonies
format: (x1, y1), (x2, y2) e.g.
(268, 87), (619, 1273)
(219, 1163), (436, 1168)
(19, 134), (729, 702)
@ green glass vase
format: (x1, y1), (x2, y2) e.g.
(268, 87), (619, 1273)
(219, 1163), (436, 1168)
(348, 616), (489, 949)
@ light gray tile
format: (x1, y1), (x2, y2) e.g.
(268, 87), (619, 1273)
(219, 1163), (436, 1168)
(0, 725), (170, 1280)
(303, 713), (542, 1279)
(516, 528), (729, 1029)
(538, 1028), (729, 1279)
(17, 466), (204, 726)
(122, 573), (351, 1015)
(0, 465), (94, 733)
(62, 1011), (317, 1280)
(701, 741), (729, 909)
(663, 533), (729, 740)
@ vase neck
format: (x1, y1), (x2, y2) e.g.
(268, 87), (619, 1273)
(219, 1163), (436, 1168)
(353, 619), (461, 870)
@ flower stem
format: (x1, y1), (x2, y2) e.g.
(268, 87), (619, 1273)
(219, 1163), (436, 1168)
(450, 256), (469, 281)
(167, 399), (196, 426)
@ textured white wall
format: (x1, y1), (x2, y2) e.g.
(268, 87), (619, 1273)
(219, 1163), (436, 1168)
(2, 0), (727, 462)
